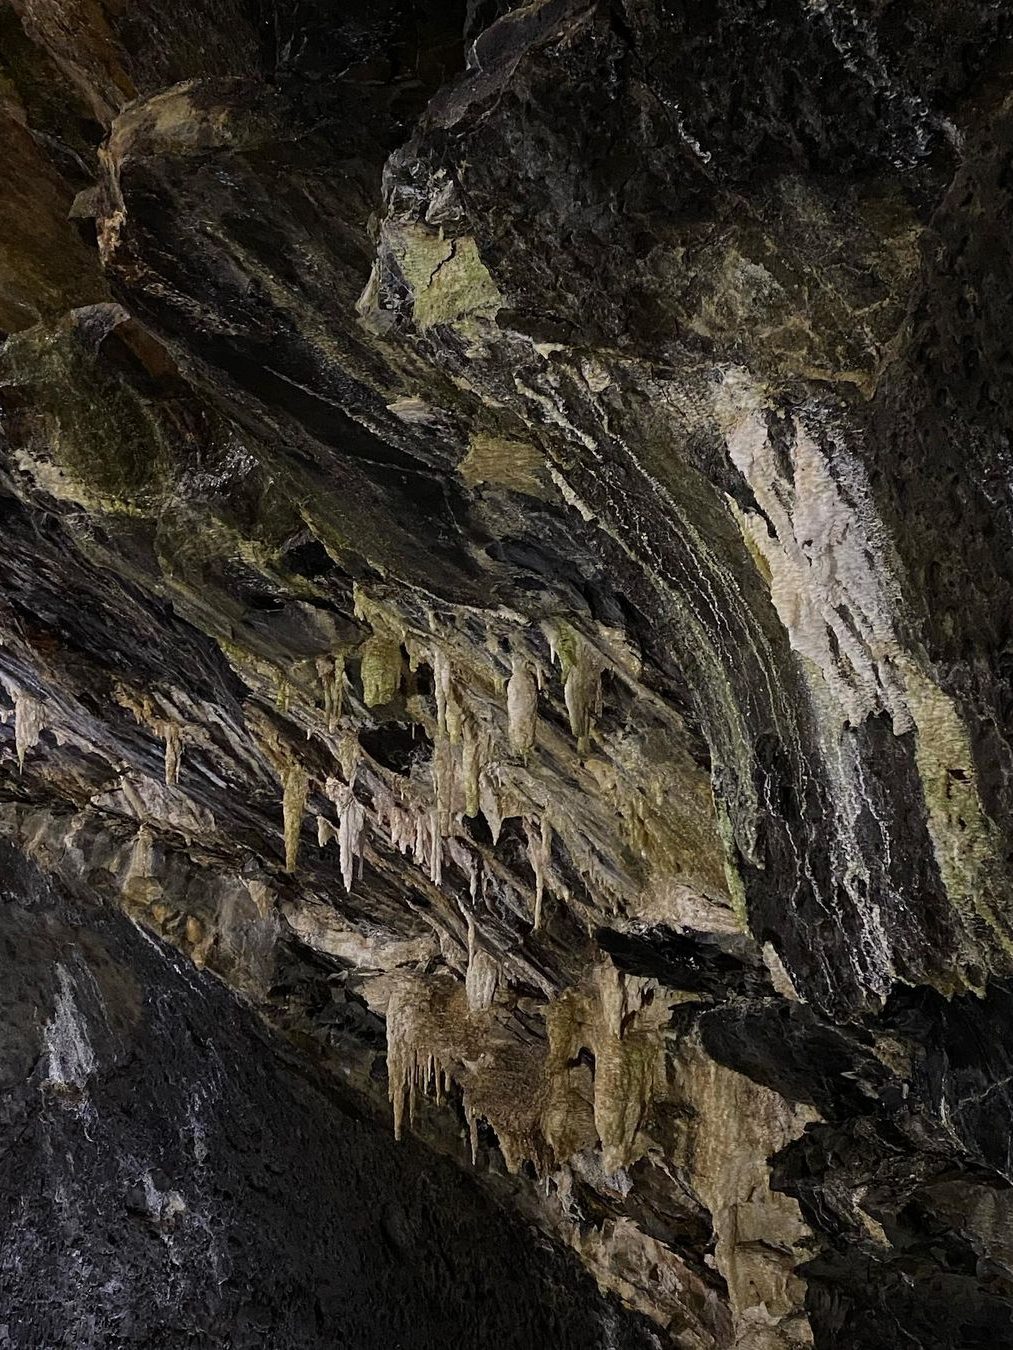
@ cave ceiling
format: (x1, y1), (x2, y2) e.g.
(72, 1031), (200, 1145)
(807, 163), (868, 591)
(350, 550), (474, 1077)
(3, 2), (1013, 1346)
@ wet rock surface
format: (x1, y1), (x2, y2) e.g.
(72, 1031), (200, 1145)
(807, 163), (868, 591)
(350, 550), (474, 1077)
(2, 1), (1013, 1346)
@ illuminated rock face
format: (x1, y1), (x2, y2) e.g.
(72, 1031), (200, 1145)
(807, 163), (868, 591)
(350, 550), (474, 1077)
(2, 2), (1013, 1346)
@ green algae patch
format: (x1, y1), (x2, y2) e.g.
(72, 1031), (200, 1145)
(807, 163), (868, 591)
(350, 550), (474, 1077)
(1, 317), (171, 511)
(388, 226), (503, 332)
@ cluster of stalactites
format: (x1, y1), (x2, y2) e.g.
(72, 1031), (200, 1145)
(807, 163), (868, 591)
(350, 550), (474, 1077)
(546, 963), (668, 1175)
(316, 654), (345, 731)
(385, 977), (455, 1143)
(113, 683), (186, 787)
(374, 785), (444, 887)
(384, 962), (667, 1179)
(317, 776), (367, 892)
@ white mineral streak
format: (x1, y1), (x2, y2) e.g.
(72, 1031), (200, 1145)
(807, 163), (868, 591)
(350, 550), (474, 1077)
(724, 382), (1007, 968)
(725, 405), (909, 733)
(762, 942), (800, 1001)
(44, 964), (96, 1089)
(13, 689), (44, 772)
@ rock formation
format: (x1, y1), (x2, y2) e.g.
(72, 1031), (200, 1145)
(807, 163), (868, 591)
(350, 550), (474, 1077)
(2, 2), (1013, 1346)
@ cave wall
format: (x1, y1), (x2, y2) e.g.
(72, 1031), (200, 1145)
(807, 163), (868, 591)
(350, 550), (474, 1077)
(2, 1), (1013, 1347)
(0, 840), (656, 1349)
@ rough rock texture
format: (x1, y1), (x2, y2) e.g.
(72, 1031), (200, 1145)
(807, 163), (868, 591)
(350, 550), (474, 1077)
(3, 2), (1013, 1346)
(0, 841), (658, 1349)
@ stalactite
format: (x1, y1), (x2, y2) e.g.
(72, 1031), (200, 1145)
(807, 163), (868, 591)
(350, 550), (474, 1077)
(433, 648), (463, 740)
(338, 733), (360, 786)
(13, 690), (44, 772)
(429, 809), (443, 887)
(543, 620), (604, 751)
(465, 917), (498, 1011)
(323, 780), (367, 893)
(385, 978), (454, 1143)
(338, 790), (366, 894)
(113, 684), (185, 788)
(525, 814), (553, 929)
(543, 964), (668, 1175)
(316, 813), (337, 848)
(461, 716), (486, 818)
(507, 657), (537, 755)
(317, 654), (345, 731)
(281, 762), (308, 874)
(162, 721), (183, 787)
(447, 838), (480, 900)
(359, 633), (402, 708)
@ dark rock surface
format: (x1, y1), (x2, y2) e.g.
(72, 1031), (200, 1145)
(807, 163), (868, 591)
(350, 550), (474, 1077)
(0, 840), (654, 1349)
(3, 1), (1013, 1346)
